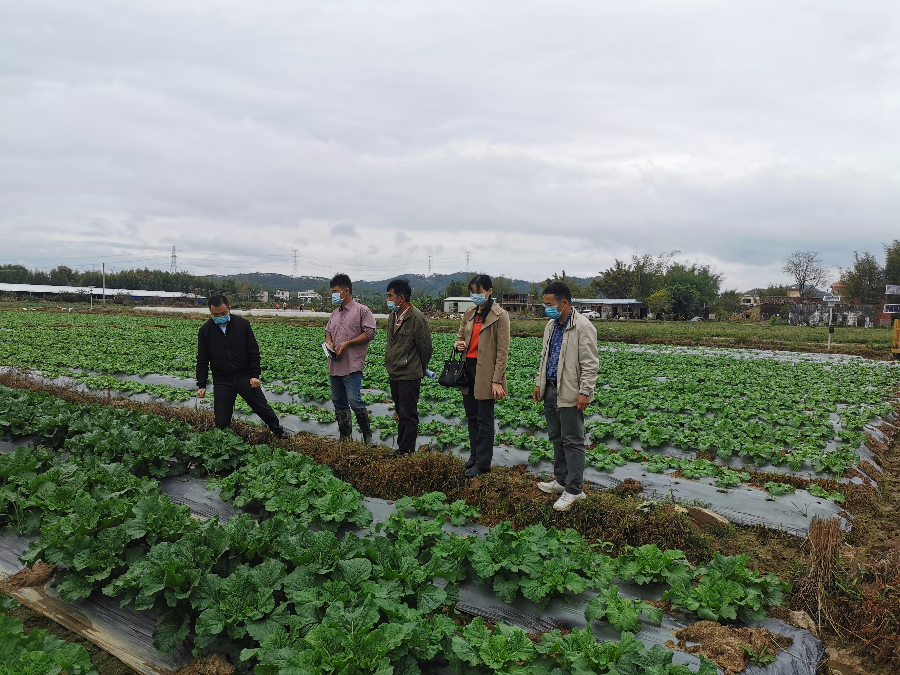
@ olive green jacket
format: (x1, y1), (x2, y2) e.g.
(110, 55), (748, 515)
(385, 305), (434, 381)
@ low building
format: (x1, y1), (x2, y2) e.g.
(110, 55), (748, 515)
(274, 290), (290, 301)
(443, 296), (475, 313)
(572, 298), (648, 319)
(500, 293), (534, 313)
(0, 282), (196, 300)
(255, 291), (269, 302)
(296, 289), (322, 302)
(759, 296), (820, 320)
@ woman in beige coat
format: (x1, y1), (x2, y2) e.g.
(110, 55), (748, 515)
(454, 275), (511, 477)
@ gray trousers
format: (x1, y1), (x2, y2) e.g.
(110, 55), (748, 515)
(543, 384), (585, 495)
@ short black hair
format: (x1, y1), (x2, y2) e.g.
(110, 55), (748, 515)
(330, 273), (352, 293)
(208, 294), (229, 307)
(542, 282), (571, 303)
(469, 274), (493, 292)
(387, 278), (412, 302)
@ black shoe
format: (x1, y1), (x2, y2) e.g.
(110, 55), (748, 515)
(463, 455), (477, 469)
(464, 466), (490, 478)
(272, 428), (291, 440)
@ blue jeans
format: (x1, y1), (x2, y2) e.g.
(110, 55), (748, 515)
(330, 372), (367, 413)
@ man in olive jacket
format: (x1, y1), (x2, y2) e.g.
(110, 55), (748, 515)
(384, 279), (434, 455)
(532, 282), (599, 511)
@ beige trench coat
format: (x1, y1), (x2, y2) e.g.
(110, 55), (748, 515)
(456, 302), (510, 400)
(534, 310), (599, 408)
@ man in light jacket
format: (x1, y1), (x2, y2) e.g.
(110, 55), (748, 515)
(532, 281), (599, 511)
(384, 278), (434, 455)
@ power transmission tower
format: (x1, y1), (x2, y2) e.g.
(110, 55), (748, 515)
(427, 255), (433, 278)
(465, 251), (470, 274)
(292, 249), (299, 278)
(170, 247), (177, 274)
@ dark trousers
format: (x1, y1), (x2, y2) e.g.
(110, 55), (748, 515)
(390, 379), (421, 452)
(462, 359), (495, 470)
(543, 384), (585, 494)
(213, 377), (283, 432)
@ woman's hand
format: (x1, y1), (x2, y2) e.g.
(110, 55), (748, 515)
(492, 383), (506, 400)
(454, 339), (466, 351)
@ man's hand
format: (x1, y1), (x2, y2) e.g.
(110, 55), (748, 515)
(576, 394), (590, 412)
(335, 342), (347, 358)
(250, 378), (261, 389)
(197, 388), (206, 399)
(532, 386), (541, 403)
(326, 337), (335, 351)
(491, 383), (506, 400)
(454, 339), (466, 352)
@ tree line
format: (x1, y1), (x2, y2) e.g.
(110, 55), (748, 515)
(0, 264), (260, 297)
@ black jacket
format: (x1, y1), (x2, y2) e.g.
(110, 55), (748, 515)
(195, 315), (262, 387)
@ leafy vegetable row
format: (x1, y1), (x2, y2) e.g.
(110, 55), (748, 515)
(2, 448), (720, 674)
(0, 385), (791, 673)
(0, 596), (98, 675)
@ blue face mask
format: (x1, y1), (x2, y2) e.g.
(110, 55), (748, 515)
(331, 291), (344, 305)
(545, 305), (561, 320)
(387, 300), (397, 312)
(213, 314), (229, 325)
(470, 293), (486, 306)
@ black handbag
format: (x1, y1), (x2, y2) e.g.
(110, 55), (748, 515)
(438, 348), (469, 388)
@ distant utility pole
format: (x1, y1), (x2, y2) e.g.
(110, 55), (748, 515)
(427, 255), (433, 278)
(292, 249), (299, 278)
(170, 247), (177, 274)
(102, 263), (106, 305)
(465, 251), (470, 274)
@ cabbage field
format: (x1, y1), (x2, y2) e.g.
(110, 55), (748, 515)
(1, 309), (899, 675)
(0, 311), (896, 492)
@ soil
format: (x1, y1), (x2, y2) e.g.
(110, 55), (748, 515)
(667, 620), (794, 675)
(172, 653), (235, 675)
(0, 561), (59, 593)
(3, 603), (139, 675)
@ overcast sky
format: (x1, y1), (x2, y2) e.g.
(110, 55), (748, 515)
(1, 0), (898, 291)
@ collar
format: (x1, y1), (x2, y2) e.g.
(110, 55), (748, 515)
(339, 299), (357, 312)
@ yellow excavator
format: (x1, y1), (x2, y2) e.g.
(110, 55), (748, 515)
(888, 285), (900, 360)
(893, 318), (900, 360)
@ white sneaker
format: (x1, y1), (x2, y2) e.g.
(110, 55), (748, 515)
(553, 491), (587, 511)
(538, 480), (566, 495)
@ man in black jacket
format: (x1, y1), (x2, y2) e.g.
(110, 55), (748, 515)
(196, 294), (289, 438)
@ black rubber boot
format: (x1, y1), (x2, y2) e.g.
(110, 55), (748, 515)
(463, 454), (477, 469)
(355, 410), (374, 445)
(335, 410), (353, 442)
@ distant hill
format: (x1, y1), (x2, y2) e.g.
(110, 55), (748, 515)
(203, 271), (598, 296)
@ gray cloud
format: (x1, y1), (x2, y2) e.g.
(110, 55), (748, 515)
(1, 0), (898, 291)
